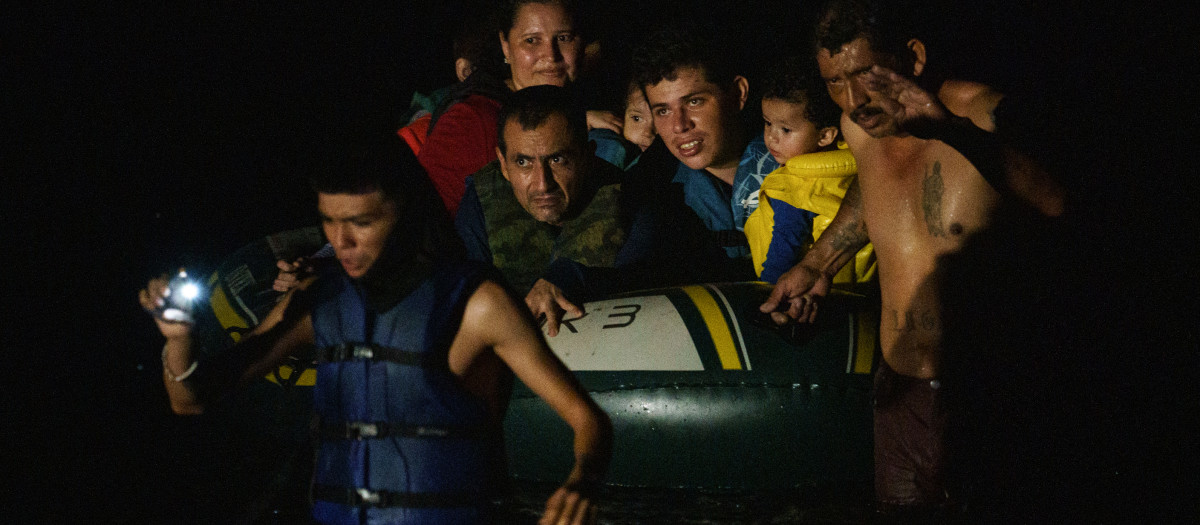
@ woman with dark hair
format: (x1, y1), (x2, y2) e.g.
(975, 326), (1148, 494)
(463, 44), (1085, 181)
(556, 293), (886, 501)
(417, 0), (620, 217)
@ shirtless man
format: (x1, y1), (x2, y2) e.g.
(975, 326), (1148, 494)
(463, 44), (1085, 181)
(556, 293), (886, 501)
(759, 0), (1063, 513)
(141, 137), (610, 525)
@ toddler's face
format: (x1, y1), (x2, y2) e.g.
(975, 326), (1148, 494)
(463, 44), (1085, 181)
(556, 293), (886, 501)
(762, 98), (824, 164)
(623, 88), (656, 151)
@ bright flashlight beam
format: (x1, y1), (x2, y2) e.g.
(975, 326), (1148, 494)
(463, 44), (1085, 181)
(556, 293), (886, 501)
(180, 283), (200, 300)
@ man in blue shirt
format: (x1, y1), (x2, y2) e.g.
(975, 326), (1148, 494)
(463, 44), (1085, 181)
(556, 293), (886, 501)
(631, 21), (775, 262)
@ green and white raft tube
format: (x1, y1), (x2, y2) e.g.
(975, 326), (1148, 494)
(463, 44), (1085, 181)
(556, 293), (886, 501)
(507, 283), (878, 490)
(189, 229), (879, 493)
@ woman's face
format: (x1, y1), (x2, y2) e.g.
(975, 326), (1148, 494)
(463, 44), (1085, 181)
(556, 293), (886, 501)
(500, 2), (581, 90)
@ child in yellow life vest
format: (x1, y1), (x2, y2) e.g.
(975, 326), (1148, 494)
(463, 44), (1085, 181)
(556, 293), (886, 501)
(745, 56), (877, 285)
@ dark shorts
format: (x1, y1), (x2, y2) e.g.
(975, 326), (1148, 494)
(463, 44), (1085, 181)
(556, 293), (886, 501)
(873, 360), (948, 508)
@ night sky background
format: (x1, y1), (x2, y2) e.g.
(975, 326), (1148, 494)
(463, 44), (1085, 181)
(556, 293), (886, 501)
(5, 1), (1198, 522)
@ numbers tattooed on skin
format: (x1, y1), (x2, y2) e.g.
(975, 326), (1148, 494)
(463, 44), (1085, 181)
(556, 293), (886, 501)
(922, 161), (946, 237)
(887, 309), (941, 332)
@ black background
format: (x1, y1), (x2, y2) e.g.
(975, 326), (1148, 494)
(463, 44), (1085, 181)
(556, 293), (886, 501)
(5, 1), (1198, 522)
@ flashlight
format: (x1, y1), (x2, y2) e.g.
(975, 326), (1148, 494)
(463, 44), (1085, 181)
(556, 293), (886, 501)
(160, 269), (203, 323)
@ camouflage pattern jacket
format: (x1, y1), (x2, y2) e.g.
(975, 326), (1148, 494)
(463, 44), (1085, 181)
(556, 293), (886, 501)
(457, 160), (627, 294)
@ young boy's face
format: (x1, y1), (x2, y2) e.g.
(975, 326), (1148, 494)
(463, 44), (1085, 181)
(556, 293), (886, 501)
(622, 87), (656, 151)
(762, 97), (826, 165)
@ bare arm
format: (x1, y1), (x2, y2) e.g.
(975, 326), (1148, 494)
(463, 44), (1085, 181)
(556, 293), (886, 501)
(585, 110), (623, 134)
(140, 275), (316, 414)
(865, 66), (1065, 216)
(759, 178), (869, 323)
(455, 280), (611, 525)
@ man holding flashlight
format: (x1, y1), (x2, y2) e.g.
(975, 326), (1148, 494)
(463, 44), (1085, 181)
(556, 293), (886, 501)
(140, 135), (611, 525)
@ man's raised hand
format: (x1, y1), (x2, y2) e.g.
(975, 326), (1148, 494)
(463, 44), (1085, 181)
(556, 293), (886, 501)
(863, 65), (950, 138)
(273, 257), (313, 293)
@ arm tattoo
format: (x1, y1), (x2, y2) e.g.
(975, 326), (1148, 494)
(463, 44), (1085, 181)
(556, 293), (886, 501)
(922, 161), (946, 237)
(828, 179), (868, 251)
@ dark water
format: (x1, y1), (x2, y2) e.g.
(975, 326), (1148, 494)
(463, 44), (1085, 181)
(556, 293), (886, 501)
(501, 483), (874, 525)
(255, 482), (875, 524)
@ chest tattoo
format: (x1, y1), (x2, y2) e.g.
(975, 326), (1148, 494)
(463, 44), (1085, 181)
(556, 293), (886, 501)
(922, 161), (946, 237)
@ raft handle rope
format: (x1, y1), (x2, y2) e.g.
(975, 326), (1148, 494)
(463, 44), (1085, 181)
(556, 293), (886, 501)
(161, 346), (198, 382)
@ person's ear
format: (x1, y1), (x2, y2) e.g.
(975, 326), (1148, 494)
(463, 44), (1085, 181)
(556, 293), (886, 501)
(499, 31), (511, 64)
(455, 58), (475, 82)
(732, 75), (750, 111)
(496, 146), (512, 182)
(907, 38), (927, 77)
(583, 40), (602, 73)
(816, 126), (840, 148)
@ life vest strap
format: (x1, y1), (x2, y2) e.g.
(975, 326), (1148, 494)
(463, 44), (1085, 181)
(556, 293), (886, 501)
(318, 342), (434, 366)
(320, 421), (488, 440)
(313, 484), (481, 509)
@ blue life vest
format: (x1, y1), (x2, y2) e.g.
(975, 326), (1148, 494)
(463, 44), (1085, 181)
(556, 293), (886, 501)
(309, 262), (500, 524)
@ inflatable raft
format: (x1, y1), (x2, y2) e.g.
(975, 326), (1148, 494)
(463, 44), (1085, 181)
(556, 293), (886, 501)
(186, 229), (878, 492)
(508, 282), (877, 490)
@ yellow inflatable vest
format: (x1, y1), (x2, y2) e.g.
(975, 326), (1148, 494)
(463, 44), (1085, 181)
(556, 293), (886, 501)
(745, 144), (877, 286)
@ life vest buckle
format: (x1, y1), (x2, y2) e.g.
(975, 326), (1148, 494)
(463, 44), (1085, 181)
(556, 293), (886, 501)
(348, 422), (384, 439)
(351, 344), (375, 360)
(319, 342), (429, 365)
(356, 488), (382, 505)
(321, 421), (486, 441)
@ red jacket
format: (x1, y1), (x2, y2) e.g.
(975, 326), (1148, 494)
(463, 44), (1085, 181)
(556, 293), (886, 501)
(416, 94), (503, 216)
(397, 114), (431, 156)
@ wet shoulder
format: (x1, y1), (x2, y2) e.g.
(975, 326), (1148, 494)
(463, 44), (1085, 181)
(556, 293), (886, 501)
(939, 80), (1004, 132)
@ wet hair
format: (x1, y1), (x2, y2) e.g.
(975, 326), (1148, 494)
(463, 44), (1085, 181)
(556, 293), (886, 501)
(496, 85), (588, 155)
(631, 19), (739, 90)
(307, 134), (415, 204)
(497, 0), (584, 39)
(814, 0), (919, 61)
(760, 55), (842, 129)
(307, 133), (463, 262)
